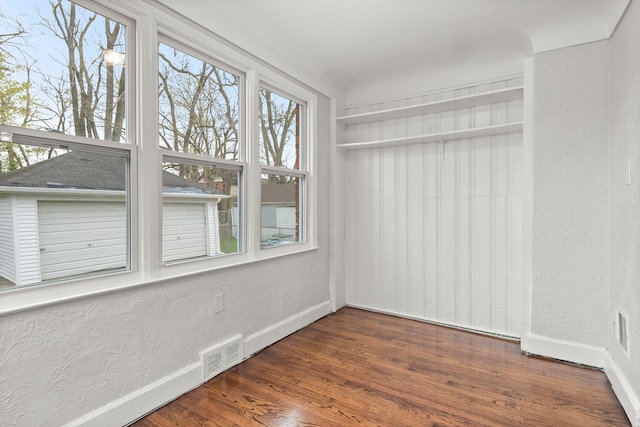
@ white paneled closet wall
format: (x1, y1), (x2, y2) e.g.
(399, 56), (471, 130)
(339, 77), (523, 337)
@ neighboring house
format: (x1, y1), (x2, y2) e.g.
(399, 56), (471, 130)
(260, 182), (298, 245)
(0, 150), (226, 287)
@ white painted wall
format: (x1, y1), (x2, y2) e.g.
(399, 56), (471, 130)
(0, 96), (331, 427)
(608, 0), (640, 422)
(342, 78), (524, 337)
(524, 41), (610, 362)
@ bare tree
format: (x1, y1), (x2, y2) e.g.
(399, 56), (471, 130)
(46, 0), (125, 141)
(158, 47), (239, 189)
(259, 89), (300, 183)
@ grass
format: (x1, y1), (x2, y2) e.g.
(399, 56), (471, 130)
(220, 237), (238, 253)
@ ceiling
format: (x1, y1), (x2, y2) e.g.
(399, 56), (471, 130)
(152, 0), (629, 102)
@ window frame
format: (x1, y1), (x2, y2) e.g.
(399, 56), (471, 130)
(252, 78), (317, 257)
(0, 0), (319, 315)
(156, 35), (248, 274)
(258, 84), (308, 249)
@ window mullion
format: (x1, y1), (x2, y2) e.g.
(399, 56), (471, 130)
(245, 70), (262, 255)
(136, 15), (162, 280)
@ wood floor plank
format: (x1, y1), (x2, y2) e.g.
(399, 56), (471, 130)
(133, 307), (629, 426)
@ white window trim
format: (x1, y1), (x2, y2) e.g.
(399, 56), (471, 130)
(0, 0), (319, 316)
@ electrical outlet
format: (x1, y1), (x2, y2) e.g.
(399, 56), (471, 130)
(215, 293), (224, 313)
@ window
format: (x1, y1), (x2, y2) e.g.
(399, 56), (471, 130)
(259, 87), (306, 248)
(161, 158), (241, 261)
(158, 41), (243, 262)
(0, 0), (315, 301)
(0, 0), (127, 141)
(0, 0), (130, 291)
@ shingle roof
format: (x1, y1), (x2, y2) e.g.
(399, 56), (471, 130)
(0, 150), (223, 195)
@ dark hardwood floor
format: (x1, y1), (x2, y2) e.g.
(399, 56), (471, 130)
(133, 307), (629, 426)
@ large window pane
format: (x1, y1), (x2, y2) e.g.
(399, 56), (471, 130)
(259, 88), (302, 170)
(261, 173), (302, 248)
(158, 43), (240, 160)
(0, 0), (127, 141)
(162, 160), (240, 262)
(0, 143), (130, 290)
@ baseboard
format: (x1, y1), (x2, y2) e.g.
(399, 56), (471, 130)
(604, 353), (640, 427)
(244, 300), (332, 357)
(65, 362), (202, 427)
(65, 300), (332, 427)
(522, 333), (605, 368)
(348, 304), (520, 340)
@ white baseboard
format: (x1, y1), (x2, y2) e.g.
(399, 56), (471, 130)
(65, 300), (332, 427)
(522, 333), (605, 368)
(65, 362), (202, 427)
(348, 304), (521, 340)
(604, 353), (640, 427)
(244, 300), (332, 357)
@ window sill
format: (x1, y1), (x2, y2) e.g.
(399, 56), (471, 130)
(0, 243), (319, 317)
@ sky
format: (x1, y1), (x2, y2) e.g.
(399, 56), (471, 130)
(0, 0), (126, 137)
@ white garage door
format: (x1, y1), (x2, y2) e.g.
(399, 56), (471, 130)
(38, 201), (127, 281)
(163, 203), (207, 262)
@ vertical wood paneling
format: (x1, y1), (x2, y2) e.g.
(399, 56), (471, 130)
(353, 149), (370, 305)
(370, 148), (382, 307)
(395, 145), (408, 313)
(344, 78), (523, 337)
(381, 147), (396, 310)
(344, 151), (356, 304)
(408, 144), (425, 317)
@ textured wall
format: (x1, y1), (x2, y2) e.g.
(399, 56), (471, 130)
(0, 96), (331, 427)
(529, 41), (610, 347)
(609, 0), (640, 407)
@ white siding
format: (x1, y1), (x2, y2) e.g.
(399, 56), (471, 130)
(16, 197), (41, 285)
(38, 201), (126, 281)
(276, 207), (296, 231)
(163, 203), (207, 262)
(205, 202), (220, 255)
(0, 195), (16, 285)
(343, 77), (523, 337)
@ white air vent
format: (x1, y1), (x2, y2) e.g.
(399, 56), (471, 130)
(615, 309), (629, 355)
(224, 338), (243, 368)
(200, 335), (244, 382)
(202, 348), (224, 382)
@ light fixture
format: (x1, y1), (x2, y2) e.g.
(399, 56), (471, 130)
(0, 132), (13, 143)
(104, 49), (125, 67)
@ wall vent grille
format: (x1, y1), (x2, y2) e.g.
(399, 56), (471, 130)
(201, 335), (244, 383)
(202, 348), (224, 381)
(224, 339), (243, 368)
(616, 310), (629, 355)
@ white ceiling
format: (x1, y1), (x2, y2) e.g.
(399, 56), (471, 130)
(153, 0), (629, 102)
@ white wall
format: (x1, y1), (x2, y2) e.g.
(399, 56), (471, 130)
(0, 85), (332, 427)
(523, 40), (610, 365)
(608, 0), (640, 423)
(342, 78), (524, 337)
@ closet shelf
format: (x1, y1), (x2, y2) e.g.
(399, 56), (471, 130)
(337, 86), (524, 126)
(336, 122), (524, 150)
